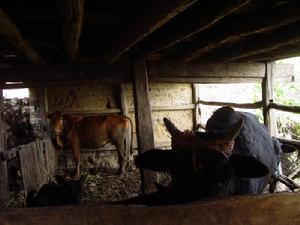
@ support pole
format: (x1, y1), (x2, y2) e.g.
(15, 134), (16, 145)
(262, 62), (277, 136)
(0, 89), (8, 209)
(133, 57), (156, 193)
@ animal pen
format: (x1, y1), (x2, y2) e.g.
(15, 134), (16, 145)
(1, 0), (300, 224)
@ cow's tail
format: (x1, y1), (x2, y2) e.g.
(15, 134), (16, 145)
(135, 149), (173, 172)
(26, 190), (37, 207)
(124, 116), (134, 161)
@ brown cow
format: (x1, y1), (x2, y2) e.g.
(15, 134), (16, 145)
(47, 111), (133, 177)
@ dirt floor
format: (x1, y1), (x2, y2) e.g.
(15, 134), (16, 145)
(80, 165), (141, 204)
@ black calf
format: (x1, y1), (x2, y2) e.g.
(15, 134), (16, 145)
(26, 175), (82, 207)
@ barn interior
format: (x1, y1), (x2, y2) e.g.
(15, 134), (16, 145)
(1, 0), (300, 224)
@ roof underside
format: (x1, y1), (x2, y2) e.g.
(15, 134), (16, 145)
(0, 0), (300, 72)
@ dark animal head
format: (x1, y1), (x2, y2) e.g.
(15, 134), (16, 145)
(55, 175), (83, 205)
(134, 113), (270, 204)
(189, 148), (269, 197)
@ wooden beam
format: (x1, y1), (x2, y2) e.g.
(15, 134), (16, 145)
(147, 62), (266, 81)
(142, 0), (250, 55)
(133, 58), (156, 194)
(0, 89), (9, 209)
(175, 1), (300, 61)
(210, 21), (300, 62)
(58, 0), (85, 63)
(0, 61), (293, 87)
(0, 8), (43, 64)
(236, 42), (300, 62)
(268, 103), (300, 114)
(1, 193), (300, 224)
(262, 62), (277, 136)
(0, 62), (132, 84)
(196, 99), (263, 109)
(101, 0), (198, 63)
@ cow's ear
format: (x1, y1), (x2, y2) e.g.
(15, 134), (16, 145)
(230, 154), (269, 178)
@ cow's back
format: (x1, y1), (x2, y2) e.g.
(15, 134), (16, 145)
(206, 107), (278, 194)
(72, 114), (131, 148)
(73, 116), (110, 148)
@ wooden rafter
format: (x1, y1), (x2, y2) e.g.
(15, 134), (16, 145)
(209, 21), (300, 62)
(58, 0), (85, 63)
(141, 0), (250, 55)
(101, 0), (198, 63)
(236, 42), (300, 62)
(0, 8), (43, 64)
(0, 62), (293, 87)
(174, 1), (300, 61)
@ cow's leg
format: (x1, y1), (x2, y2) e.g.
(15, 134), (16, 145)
(115, 144), (126, 175)
(70, 143), (81, 178)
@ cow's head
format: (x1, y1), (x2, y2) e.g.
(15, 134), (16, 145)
(46, 111), (64, 148)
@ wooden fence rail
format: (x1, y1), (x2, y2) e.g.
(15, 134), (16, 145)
(0, 192), (300, 225)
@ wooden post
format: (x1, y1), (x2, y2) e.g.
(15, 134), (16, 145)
(192, 84), (201, 131)
(29, 88), (48, 139)
(119, 84), (128, 116)
(0, 89), (9, 209)
(133, 57), (156, 194)
(262, 62), (277, 136)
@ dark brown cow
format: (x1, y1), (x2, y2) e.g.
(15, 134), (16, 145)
(47, 111), (133, 177)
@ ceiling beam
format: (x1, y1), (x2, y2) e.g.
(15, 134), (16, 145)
(209, 21), (300, 62)
(58, 0), (85, 63)
(174, 1), (300, 61)
(0, 61), (293, 87)
(0, 61), (266, 85)
(236, 42), (300, 62)
(141, 0), (250, 55)
(101, 0), (198, 63)
(0, 8), (43, 64)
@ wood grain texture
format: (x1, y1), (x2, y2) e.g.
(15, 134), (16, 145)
(1, 193), (300, 225)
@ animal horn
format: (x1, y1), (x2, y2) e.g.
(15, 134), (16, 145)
(163, 118), (182, 137)
(223, 118), (244, 141)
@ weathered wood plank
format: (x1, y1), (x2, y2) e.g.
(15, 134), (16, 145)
(142, 0), (250, 55)
(101, 0), (198, 63)
(212, 21), (300, 62)
(58, 0), (85, 63)
(147, 62), (266, 79)
(0, 89), (9, 209)
(268, 103), (300, 114)
(175, 1), (300, 61)
(196, 99), (263, 109)
(0, 62), (132, 84)
(1, 193), (300, 225)
(236, 42), (300, 63)
(0, 8), (43, 64)
(18, 139), (57, 197)
(0, 62), (293, 86)
(44, 138), (58, 180)
(262, 62), (277, 136)
(133, 58), (156, 193)
(18, 144), (40, 195)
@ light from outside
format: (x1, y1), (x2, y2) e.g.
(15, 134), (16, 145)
(3, 88), (29, 99)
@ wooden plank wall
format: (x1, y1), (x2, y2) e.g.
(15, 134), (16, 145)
(18, 138), (57, 197)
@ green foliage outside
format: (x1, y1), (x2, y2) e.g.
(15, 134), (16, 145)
(273, 82), (300, 141)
